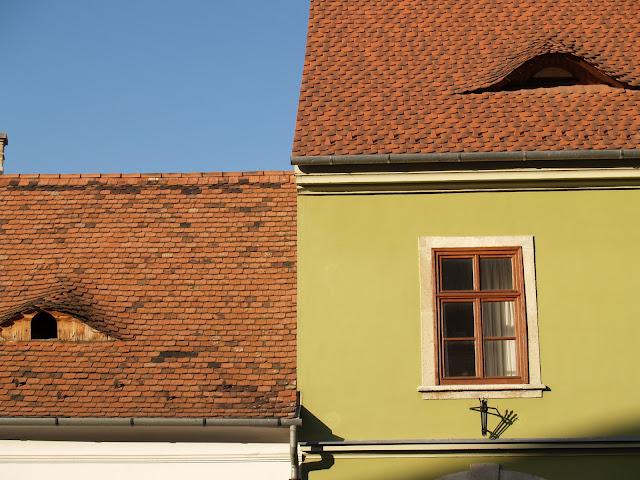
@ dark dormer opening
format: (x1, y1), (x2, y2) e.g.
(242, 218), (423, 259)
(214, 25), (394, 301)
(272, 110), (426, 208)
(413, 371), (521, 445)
(31, 311), (58, 340)
(480, 53), (629, 91)
(529, 66), (577, 87)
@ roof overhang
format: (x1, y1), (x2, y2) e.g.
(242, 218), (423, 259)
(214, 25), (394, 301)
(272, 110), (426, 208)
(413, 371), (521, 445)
(0, 416), (301, 427)
(0, 417), (301, 443)
(292, 149), (640, 166)
(293, 149), (640, 194)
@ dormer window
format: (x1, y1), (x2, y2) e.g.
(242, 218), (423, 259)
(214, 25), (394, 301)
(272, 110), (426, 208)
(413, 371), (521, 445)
(529, 66), (576, 87)
(474, 53), (631, 92)
(0, 308), (114, 342)
(30, 311), (58, 340)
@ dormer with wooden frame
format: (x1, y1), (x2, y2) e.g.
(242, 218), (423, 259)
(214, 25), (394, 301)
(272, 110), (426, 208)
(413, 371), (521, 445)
(475, 52), (633, 92)
(0, 308), (114, 342)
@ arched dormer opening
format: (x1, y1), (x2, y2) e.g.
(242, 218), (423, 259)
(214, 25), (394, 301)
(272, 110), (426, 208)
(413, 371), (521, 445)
(474, 53), (631, 92)
(30, 311), (58, 340)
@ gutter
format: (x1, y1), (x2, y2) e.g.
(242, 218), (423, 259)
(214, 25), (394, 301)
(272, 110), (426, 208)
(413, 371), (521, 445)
(302, 437), (640, 455)
(0, 416), (302, 478)
(292, 149), (640, 166)
(0, 417), (302, 427)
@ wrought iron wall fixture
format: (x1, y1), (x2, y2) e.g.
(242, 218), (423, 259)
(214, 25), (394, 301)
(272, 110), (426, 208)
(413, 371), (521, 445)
(470, 399), (518, 439)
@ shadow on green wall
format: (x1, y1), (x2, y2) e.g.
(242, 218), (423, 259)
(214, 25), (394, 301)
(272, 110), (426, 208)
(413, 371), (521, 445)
(302, 452), (335, 480)
(300, 406), (343, 479)
(300, 405), (344, 442)
(300, 406), (640, 480)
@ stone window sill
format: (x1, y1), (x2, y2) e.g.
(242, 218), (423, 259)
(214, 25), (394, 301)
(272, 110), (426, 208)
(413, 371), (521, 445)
(418, 384), (547, 400)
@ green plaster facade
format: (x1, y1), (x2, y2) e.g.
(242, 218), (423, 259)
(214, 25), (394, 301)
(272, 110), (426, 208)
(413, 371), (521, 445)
(297, 186), (640, 479)
(300, 454), (640, 480)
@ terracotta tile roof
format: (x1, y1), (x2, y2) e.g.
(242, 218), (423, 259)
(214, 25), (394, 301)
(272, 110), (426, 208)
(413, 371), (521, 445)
(0, 172), (297, 419)
(293, 0), (640, 157)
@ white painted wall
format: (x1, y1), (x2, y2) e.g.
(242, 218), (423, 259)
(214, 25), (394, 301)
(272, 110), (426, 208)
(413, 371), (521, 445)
(0, 441), (291, 480)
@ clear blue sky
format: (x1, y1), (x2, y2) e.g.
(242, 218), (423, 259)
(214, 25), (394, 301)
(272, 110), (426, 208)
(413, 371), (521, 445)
(0, 1), (309, 174)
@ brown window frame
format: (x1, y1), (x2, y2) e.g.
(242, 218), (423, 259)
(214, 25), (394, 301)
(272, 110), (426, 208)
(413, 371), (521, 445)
(433, 247), (529, 385)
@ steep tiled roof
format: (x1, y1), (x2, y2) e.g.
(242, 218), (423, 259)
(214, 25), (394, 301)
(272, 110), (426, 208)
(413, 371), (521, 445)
(293, 0), (640, 157)
(0, 172), (297, 418)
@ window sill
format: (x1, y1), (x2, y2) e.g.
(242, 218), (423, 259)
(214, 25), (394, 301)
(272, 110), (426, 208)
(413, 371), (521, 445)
(418, 383), (547, 400)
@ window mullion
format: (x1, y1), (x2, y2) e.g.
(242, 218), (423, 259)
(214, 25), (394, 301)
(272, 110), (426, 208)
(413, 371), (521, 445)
(436, 298), (443, 383)
(474, 297), (484, 379)
(473, 255), (484, 379)
(473, 254), (480, 291)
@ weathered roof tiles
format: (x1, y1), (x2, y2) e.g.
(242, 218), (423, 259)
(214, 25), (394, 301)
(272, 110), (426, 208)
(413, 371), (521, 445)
(0, 172), (297, 419)
(293, 0), (640, 157)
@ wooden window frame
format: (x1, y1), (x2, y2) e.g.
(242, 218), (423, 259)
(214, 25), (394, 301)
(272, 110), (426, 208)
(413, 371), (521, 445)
(433, 247), (529, 386)
(418, 236), (545, 400)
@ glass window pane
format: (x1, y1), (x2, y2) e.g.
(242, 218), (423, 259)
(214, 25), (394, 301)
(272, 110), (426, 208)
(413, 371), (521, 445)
(480, 258), (513, 290)
(441, 258), (473, 291)
(443, 302), (474, 338)
(444, 341), (476, 377)
(484, 340), (517, 377)
(482, 301), (516, 337)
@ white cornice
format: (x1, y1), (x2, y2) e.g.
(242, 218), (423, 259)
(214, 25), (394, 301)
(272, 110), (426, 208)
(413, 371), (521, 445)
(296, 166), (640, 194)
(0, 441), (290, 464)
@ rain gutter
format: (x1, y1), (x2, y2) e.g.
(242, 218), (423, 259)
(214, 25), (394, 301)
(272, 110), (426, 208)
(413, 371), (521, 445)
(292, 149), (640, 166)
(0, 417), (302, 427)
(302, 437), (640, 455)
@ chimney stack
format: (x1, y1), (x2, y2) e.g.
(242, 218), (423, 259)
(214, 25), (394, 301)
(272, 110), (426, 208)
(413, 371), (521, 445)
(0, 133), (7, 174)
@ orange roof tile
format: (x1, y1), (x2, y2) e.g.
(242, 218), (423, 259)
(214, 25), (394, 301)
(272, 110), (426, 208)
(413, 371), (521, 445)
(293, 0), (640, 157)
(0, 172), (297, 419)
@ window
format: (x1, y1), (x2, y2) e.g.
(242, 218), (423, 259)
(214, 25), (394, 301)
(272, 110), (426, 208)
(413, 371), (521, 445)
(435, 248), (527, 384)
(419, 237), (544, 399)
(0, 308), (113, 342)
(30, 311), (58, 340)
(475, 53), (632, 92)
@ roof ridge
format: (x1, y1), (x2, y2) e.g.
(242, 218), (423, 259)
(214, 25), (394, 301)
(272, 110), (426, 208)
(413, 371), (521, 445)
(0, 170), (295, 186)
(0, 170), (292, 179)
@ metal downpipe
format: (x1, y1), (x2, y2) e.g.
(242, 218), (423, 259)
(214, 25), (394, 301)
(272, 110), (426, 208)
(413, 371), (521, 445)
(290, 424), (300, 480)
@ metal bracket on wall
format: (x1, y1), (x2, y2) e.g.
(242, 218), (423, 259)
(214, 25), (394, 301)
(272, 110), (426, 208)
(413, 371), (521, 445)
(470, 398), (518, 440)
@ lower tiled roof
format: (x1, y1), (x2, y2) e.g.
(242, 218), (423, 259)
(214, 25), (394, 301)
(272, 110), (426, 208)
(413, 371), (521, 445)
(0, 172), (297, 418)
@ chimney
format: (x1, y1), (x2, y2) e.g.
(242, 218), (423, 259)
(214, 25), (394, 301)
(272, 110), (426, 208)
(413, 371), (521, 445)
(0, 133), (7, 174)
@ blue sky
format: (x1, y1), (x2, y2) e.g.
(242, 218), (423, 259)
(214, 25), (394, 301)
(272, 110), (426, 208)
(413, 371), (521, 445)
(1, 1), (309, 174)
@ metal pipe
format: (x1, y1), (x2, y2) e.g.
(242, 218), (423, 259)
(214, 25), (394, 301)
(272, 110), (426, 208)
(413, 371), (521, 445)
(0, 132), (7, 175)
(0, 416), (302, 427)
(303, 436), (640, 446)
(291, 149), (640, 166)
(301, 437), (640, 455)
(290, 424), (300, 480)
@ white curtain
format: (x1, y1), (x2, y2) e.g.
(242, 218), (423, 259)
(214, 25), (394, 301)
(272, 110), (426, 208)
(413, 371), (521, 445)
(482, 301), (517, 377)
(480, 258), (512, 290)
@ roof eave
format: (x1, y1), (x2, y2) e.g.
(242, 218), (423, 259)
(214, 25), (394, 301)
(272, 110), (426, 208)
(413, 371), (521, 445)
(291, 149), (640, 166)
(0, 416), (302, 427)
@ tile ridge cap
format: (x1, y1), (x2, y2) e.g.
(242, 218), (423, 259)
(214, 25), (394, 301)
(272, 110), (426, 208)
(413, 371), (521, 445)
(0, 170), (295, 182)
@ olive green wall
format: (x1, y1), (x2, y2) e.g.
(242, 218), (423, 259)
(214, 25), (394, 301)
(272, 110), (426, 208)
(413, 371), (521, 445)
(303, 454), (640, 480)
(298, 188), (640, 477)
